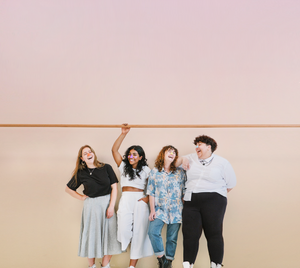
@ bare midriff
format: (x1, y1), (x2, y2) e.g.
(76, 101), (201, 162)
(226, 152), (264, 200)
(122, 186), (144, 192)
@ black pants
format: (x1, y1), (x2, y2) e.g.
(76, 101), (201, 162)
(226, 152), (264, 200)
(182, 192), (227, 265)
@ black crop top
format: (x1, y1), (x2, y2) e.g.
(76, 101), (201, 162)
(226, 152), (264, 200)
(67, 164), (118, 198)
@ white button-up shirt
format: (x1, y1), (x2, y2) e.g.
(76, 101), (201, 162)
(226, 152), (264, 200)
(183, 153), (236, 201)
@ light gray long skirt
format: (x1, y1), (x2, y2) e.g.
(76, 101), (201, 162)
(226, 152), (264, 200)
(78, 194), (122, 258)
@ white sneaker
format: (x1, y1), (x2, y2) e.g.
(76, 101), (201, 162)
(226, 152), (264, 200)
(211, 262), (222, 268)
(183, 262), (191, 268)
(89, 265), (96, 268)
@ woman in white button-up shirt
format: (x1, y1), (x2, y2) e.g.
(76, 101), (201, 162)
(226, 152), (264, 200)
(177, 135), (236, 268)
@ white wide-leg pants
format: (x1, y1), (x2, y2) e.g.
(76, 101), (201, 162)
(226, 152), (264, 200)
(117, 191), (153, 259)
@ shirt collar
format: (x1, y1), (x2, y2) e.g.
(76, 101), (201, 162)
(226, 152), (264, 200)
(199, 153), (214, 165)
(162, 167), (173, 174)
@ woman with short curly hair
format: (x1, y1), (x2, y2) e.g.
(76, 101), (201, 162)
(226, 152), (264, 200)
(177, 135), (237, 268)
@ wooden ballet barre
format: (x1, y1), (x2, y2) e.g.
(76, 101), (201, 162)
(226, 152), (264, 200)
(1, 124), (300, 128)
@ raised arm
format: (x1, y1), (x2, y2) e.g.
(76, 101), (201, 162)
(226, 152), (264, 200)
(175, 156), (190, 170)
(65, 186), (87, 201)
(111, 124), (130, 166)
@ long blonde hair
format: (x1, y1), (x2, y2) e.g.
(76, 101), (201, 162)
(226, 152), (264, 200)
(72, 145), (104, 184)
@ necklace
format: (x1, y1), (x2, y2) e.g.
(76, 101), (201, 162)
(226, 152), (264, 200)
(200, 156), (214, 166)
(87, 167), (95, 175)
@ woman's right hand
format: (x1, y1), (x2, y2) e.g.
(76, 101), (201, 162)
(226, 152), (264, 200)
(121, 123), (130, 134)
(149, 211), (156, 221)
(65, 186), (88, 201)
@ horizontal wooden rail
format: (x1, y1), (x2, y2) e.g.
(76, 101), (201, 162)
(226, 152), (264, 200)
(1, 124), (300, 128)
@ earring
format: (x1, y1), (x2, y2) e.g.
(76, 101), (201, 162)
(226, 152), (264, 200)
(81, 160), (86, 166)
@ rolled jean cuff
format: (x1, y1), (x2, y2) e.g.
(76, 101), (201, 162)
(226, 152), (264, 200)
(166, 255), (174, 261)
(154, 250), (165, 257)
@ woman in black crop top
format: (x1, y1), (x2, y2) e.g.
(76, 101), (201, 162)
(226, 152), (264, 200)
(65, 145), (121, 268)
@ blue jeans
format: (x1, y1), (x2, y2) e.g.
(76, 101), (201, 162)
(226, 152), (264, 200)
(148, 218), (181, 260)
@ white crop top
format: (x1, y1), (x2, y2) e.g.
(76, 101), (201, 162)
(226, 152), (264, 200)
(118, 161), (151, 190)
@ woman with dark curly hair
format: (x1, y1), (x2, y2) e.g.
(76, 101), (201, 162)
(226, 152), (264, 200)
(112, 125), (153, 268)
(65, 145), (121, 268)
(147, 145), (186, 268)
(177, 135), (237, 268)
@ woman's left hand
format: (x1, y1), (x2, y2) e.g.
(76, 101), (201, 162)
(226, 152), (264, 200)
(138, 196), (149, 204)
(106, 206), (114, 219)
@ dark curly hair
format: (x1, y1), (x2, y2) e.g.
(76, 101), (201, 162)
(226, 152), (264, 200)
(122, 145), (148, 180)
(154, 145), (178, 173)
(194, 135), (218, 152)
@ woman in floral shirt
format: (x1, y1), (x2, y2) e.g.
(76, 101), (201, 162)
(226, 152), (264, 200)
(147, 145), (186, 268)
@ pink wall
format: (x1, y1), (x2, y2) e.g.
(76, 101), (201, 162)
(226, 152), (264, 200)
(1, 0), (299, 125)
(1, 1), (300, 268)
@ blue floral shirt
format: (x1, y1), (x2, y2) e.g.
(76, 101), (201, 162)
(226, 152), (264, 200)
(147, 167), (186, 224)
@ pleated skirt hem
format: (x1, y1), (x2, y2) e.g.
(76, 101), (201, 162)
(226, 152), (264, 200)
(78, 194), (122, 258)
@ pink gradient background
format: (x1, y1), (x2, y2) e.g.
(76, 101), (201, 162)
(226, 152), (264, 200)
(1, 0), (299, 124)
(1, 1), (300, 268)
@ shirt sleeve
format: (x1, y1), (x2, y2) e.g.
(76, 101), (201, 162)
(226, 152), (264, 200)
(66, 175), (81, 191)
(146, 169), (155, 196)
(106, 164), (119, 184)
(144, 166), (151, 177)
(223, 161), (237, 189)
(182, 154), (193, 166)
(118, 161), (125, 173)
(181, 169), (187, 196)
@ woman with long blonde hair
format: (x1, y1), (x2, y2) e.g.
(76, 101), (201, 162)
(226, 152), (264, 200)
(65, 145), (121, 268)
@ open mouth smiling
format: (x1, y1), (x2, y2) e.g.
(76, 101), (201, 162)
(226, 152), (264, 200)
(168, 155), (175, 161)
